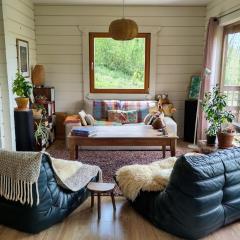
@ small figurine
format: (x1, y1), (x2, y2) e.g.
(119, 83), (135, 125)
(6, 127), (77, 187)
(156, 93), (176, 117)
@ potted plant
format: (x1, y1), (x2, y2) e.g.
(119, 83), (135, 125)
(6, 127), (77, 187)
(12, 72), (32, 109)
(205, 124), (218, 146)
(202, 86), (235, 147)
(31, 103), (46, 119)
(218, 126), (235, 149)
(34, 119), (49, 150)
(35, 95), (47, 105)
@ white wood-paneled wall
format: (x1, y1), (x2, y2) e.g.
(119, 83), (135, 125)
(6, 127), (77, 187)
(0, 0), (36, 150)
(35, 5), (206, 137)
(0, 1), (6, 148)
(207, 0), (240, 19)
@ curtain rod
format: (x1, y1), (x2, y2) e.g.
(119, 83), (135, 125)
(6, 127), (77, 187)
(217, 7), (240, 19)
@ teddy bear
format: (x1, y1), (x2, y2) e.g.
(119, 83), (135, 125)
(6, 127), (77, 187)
(156, 93), (176, 117)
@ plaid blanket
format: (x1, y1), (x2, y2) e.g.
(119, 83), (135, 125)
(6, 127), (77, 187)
(121, 101), (155, 122)
(95, 120), (122, 126)
(93, 100), (157, 123)
(93, 100), (121, 120)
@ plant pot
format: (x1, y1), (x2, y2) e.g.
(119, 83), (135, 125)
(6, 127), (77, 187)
(217, 132), (234, 149)
(32, 109), (42, 119)
(206, 135), (217, 146)
(15, 97), (29, 110)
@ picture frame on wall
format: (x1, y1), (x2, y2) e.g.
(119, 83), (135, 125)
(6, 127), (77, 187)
(16, 39), (30, 78)
(188, 75), (202, 100)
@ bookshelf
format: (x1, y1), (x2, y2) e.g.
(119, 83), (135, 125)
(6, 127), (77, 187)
(32, 86), (56, 149)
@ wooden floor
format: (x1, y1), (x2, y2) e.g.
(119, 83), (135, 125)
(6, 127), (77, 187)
(0, 197), (240, 240)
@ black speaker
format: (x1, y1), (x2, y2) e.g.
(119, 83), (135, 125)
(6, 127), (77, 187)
(184, 100), (198, 143)
(14, 110), (35, 151)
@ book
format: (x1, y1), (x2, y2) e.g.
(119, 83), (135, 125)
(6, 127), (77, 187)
(71, 127), (97, 137)
(71, 132), (96, 137)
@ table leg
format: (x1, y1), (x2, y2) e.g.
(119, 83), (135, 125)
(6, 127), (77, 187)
(75, 145), (78, 159)
(97, 193), (101, 220)
(69, 145), (76, 160)
(162, 145), (166, 158)
(170, 139), (176, 157)
(91, 192), (94, 208)
(111, 192), (116, 211)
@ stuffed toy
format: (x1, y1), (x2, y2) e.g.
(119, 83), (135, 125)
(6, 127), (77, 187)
(156, 93), (176, 117)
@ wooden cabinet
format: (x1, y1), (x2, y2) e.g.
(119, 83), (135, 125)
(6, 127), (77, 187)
(33, 87), (55, 102)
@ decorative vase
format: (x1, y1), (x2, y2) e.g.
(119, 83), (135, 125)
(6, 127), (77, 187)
(15, 97), (29, 110)
(217, 132), (234, 149)
(206, 135), (216, 146)
(32, 65), (45, 87)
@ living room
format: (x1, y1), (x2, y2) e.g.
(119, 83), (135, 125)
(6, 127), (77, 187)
(0, 0), (240, 239)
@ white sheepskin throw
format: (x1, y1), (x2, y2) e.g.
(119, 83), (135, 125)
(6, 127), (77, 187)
(48, 156), (102, 192)
(116, 157), (177, 201)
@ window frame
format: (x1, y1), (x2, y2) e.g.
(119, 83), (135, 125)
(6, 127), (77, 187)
(89, 32), (151, 94)
(221, 22), (240, 88)
(220, 22), (240, 124)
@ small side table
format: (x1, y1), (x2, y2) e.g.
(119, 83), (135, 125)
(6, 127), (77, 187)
(87, 182), (116, 220)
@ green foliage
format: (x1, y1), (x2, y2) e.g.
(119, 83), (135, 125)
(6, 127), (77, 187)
(94, 38), (145, 89)
(34, 119), (49, 145)
(201, 85), (235, 136)
(12, 72), (32, 97)
(32, 103), (47, 117)
(224, 33), (240, 86)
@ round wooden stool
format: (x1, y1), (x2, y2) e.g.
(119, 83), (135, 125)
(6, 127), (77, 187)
(87, 182), (116, 220)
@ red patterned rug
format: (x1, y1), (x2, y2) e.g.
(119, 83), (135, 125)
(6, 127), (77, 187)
(47, 140), (191, 195)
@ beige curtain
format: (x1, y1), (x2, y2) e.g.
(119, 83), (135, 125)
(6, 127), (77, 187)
(198, 17), (219, 140)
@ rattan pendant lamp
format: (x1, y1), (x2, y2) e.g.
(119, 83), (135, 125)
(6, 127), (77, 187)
(109, 0), (138, 40)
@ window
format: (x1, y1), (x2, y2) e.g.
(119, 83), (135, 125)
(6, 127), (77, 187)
(89, 32), (151, 94)
(221, 23), (240, 123)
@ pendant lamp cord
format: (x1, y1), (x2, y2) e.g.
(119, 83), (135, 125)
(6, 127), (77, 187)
(122, 0), (125, 19)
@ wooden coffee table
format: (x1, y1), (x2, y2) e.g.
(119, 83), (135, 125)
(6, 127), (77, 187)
(68, 125), (178, 160)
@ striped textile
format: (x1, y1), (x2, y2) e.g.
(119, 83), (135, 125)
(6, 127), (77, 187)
(121, 101), (156, 123)
(93, 100), (121, 120)
(93, 100), (157, 123)
(95, 120), (122, 126)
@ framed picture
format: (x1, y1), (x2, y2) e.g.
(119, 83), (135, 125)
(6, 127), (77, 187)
(188, 75), (202, 100)
(16, 39), (30, 78)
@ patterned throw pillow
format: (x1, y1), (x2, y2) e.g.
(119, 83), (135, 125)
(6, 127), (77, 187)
(85, 114), (95, 125)
(108, 110), (138, 124)
(108, 110), (127, 123)
(124, 110), (138, 124)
